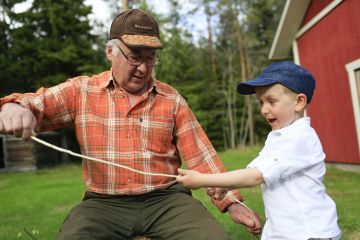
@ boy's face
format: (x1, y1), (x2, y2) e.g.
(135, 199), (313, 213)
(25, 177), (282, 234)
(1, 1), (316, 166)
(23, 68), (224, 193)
(255, 84), (301, 130)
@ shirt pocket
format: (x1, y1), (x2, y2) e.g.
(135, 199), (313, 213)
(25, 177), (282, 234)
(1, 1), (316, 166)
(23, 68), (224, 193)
(136, 115), (174, 154)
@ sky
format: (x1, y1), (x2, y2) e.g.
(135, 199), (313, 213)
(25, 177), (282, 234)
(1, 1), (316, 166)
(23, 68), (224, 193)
(13, 0), (208, 41)
(83, 0), (207, 39)
(84, 0), (172, 29)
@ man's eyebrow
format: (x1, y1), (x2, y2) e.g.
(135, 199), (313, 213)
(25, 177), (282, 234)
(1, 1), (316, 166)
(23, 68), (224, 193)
(130, 48), (141, 54)
(129, 48), (156, 57)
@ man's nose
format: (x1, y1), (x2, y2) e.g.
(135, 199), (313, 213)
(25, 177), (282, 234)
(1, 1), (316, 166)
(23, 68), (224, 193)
(136, 61), (149, 72)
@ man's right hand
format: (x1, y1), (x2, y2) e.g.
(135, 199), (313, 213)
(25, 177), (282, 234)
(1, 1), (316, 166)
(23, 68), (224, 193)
(0, 102), (37, 139)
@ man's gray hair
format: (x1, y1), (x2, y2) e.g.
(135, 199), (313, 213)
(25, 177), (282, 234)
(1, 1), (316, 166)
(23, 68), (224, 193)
(106, 39), (121, 56)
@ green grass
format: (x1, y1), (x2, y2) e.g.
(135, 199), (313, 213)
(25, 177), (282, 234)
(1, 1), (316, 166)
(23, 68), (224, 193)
(0, 147), (359, 239)
(0, 165), (85, 239)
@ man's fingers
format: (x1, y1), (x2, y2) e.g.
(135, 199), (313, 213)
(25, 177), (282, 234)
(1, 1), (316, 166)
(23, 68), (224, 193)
(12, 117), (24, 138)
(2, 118), (14, 135)
(206, 188), (216, 197)
(213, 188), (227, 200)
(248, 227), (261, 235)
(0, 103), (37, 139)
(247, 211), (262, 234)
(21, 115), (36, 139)
(0, 119), (5, 134)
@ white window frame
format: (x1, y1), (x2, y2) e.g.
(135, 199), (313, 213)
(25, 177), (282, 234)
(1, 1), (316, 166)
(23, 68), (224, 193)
(345, 59), (360, 150)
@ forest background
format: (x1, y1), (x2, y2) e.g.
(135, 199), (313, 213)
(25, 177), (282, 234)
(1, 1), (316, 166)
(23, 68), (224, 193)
(0, 0), (286, 150)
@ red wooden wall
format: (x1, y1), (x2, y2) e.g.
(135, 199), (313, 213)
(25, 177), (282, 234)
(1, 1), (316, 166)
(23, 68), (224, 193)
(297, 0), (360, 164)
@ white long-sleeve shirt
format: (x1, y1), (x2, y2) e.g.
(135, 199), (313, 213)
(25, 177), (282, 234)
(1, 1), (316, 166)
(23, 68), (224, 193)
(248, 117), (341, 240)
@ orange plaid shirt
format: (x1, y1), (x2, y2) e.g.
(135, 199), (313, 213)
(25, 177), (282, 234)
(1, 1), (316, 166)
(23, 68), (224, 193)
(0, 70), (242, 211)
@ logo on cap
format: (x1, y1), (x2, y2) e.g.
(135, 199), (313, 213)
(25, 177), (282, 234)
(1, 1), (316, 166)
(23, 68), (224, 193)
(134, 24), (153, 31)
(110, 9), (163, 49)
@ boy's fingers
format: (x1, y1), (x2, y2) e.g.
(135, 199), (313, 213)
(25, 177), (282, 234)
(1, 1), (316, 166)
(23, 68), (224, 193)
(177, 168), (188, 175)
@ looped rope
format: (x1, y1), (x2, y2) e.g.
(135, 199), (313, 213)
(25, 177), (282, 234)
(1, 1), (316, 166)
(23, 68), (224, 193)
(30, 136), (176, 178)
(31, 135), (260, 238)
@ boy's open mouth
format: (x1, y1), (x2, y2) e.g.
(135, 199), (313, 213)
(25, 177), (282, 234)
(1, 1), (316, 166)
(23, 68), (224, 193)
(268, 118), (276, 123)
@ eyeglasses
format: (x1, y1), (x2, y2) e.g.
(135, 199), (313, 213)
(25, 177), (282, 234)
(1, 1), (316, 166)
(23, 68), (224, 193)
(117, 46), (160, 66)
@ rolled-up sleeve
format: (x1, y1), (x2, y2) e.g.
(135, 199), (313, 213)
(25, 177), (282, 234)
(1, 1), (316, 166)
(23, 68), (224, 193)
(248, 128), (325, 186)
(248, 154), (282, 185)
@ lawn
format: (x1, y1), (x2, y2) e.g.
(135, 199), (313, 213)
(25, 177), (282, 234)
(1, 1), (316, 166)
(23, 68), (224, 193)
(0, 146), (359, 239)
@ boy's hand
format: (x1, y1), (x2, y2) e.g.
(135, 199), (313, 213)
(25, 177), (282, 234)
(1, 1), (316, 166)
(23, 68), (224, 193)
(206, 187), (228, 201)
(176, 168), (203, 189)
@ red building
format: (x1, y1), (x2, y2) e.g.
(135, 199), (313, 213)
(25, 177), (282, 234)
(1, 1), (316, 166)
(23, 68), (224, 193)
(269, 0), (360, 164)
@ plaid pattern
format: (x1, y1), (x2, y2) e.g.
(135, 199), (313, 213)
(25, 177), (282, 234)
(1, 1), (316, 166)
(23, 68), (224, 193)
(0, 70), (242, 211)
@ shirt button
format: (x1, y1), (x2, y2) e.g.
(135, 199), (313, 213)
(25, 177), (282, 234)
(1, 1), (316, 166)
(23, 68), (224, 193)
(127, 135), (130, 138)
(128, 178), (131, 182)
(274, 158), (278, 161)
(127, 154), (131, 158)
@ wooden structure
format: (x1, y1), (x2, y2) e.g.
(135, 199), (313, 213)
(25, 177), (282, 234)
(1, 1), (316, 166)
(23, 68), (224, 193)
(269, 0), (360, 164)
(0, 131), (69, 172)
(0, 135), (37, 171)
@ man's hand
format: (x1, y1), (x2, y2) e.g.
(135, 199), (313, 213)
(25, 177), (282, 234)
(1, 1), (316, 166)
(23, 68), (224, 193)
(206, 187), (228, 201)
(0, 103), (37, 139)
(228, 203), (261, 235)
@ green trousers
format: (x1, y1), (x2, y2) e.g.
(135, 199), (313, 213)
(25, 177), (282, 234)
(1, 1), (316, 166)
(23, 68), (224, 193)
(56, 183), (229, 240)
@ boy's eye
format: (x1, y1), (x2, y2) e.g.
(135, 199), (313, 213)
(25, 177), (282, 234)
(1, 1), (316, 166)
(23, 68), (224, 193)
(265, 99), (277, 105)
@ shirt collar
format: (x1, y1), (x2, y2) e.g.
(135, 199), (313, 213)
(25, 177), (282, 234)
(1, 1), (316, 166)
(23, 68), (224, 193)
(271, 117), (310, 136)
(99, 69), (166, 97)
(99, 70), (114, 90)
(152, 80), (166, 96)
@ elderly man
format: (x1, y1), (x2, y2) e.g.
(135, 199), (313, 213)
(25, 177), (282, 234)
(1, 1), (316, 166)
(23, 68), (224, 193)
(0, 9), (260, 239)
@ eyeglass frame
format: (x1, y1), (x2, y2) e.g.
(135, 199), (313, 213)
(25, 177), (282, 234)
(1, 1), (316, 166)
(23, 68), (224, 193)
(116, 45), (160, 66)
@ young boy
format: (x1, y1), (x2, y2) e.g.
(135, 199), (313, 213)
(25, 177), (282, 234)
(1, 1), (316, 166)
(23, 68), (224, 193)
(177, 61), (342, 240)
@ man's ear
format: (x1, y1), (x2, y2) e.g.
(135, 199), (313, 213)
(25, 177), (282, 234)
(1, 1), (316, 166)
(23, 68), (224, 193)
(295, 93), (307, 112)
(106, 47), (113, 61)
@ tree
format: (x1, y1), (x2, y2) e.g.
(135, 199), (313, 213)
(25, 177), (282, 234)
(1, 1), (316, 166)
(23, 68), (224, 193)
(200, 0), (285, 148)
(203, 0), (217, 82)
(0, 0), (32, 96)
(244, 0), (286, 142)
(0, 0), (107, 93)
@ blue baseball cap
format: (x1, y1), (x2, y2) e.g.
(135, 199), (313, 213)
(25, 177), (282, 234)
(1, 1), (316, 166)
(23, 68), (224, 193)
(237, 61), (315, 103)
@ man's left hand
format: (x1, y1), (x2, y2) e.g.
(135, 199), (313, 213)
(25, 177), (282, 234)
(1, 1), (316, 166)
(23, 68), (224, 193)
(228, 203), (262, 235)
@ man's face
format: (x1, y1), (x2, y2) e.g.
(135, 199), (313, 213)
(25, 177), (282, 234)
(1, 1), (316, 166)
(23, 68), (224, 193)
(107, 41), (156, 95)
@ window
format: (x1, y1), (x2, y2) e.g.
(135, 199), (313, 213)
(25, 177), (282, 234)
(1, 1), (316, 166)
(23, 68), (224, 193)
(355, 69), (360, 103)
(346, 59), (360, 149)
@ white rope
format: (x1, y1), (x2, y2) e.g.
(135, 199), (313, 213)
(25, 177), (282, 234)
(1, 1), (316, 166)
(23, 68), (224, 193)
(30, 136), (177, 178)
(225, 193), (259, 234)
(31, 135), (257, 224)
(226, 194), (254, 213)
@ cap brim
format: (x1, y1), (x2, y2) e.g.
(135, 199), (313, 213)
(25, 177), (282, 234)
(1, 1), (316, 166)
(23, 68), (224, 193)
(237, 78), (279, 95)
(121, 35), (163, 49)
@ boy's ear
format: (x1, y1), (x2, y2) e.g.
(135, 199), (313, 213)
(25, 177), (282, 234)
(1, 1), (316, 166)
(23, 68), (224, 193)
(295, 93), (307, 112)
